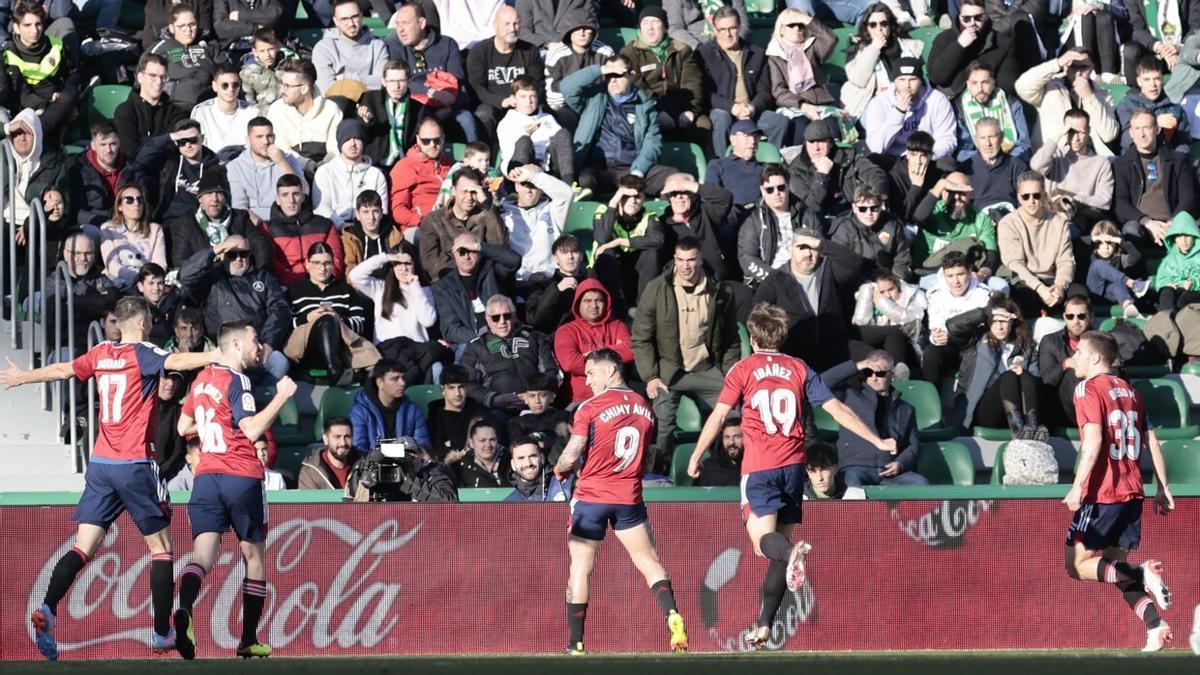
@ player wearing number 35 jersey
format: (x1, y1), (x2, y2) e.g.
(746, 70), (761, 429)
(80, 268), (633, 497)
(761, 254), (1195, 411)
(688, 303), (897, 649)
(1064, 331), (1175, 652)
(554, 348), (688, 656)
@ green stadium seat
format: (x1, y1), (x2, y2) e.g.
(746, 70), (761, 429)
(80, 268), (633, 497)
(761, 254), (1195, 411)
(1098, 316), (1148, 331)
(746, 0), (776, 27)
(1132, 378), (1200, 440)
(738, 323), (751, 358)
(565, 200), (601, 234)
(1094, 317), (1167, 377)
(86, 85), (132, 126)
(363, 16), (387, 32)
(274, 445), (310, 479)
(598, 27), (639, 50)
(1159, 440), (1200, 484)
(1097, 82), (1130, 102)
(908, 26), (943, 62)
(1182, 361), (1200, 377)
(756, 141), (783, 163)
(644, 199), (668, 216)
(973, 426), (1013, 442)
(406, 384), (442, 417)
(292, 28), (325, 47)
(65, 144), (85, 155)
(813, 404), (838, 441)
(916, 441), (975, 486)
(313, 386), (359, 442)
(892, 379), (957, 441)
(671, 443), (699, 486)
(675, 394), (703, 438)
(451, 142), (466, 161)
(256, 386), (309, 446)
(990, 442), (1010, 484)
(659, 142), (708, 181)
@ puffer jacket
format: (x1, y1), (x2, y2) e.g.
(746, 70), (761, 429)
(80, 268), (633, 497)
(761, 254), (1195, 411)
(460, 323), (559, 407)
(553, 279), (635, 401)
(177, 247), (292, 347)
(737, 200), (821, 286)
(261, 204), (345, 286)
(388, 144), (452, 230)
(787, 144), (888, 216)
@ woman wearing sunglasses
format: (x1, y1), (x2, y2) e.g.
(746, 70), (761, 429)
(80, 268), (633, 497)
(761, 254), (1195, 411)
(99, 183), (168, 288)
(842, 3), (924, 117)
(764, 8), (838, 146)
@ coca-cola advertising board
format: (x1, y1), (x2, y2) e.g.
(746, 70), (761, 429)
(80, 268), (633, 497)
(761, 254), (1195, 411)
(1, 499), (1196, 659)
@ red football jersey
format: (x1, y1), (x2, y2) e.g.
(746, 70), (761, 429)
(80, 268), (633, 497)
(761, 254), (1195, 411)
(571, 387), (656, 505)
(718, 352), (834, 474)
(182, 365), (263, 480)
(1074, 373), (1146, 504)
(72, 341), (168, 462)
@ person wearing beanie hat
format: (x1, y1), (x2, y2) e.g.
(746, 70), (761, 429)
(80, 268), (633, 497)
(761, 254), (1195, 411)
(621, 4), (706, 138)
(164, 165), (273, 271)
(787, 114), (887, 218)
(541, 7), (614, 118)
(313, 118), (390, 228)
(861, 55), (958, 160)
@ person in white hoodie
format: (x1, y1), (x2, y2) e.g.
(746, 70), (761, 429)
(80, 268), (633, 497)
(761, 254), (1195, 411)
(496, 74), (576, 186)
(312, 0), (390, 95)
(267, 59), (344, 164)
(922, 250), (992, 386)
(313, 119), (390, 228)
(1, 108), (49, 229)
(500, 163), (574, 282)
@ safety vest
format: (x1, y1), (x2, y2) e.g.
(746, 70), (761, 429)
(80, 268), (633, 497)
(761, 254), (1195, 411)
(3, 36), (64, 86)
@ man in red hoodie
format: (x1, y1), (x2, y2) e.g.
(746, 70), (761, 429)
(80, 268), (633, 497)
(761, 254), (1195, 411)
(68, 120), (126, 229)
(554, 278), (635, 403)
(388, 116), (451, 236)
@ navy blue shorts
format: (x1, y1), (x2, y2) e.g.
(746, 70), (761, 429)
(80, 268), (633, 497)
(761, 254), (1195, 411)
(569, 500), (648, 541)
(188, 474), (268, 542)
(1065, 500), (1143, 552)
(74, 461), (171, 536)
(740, 464), (805, 524)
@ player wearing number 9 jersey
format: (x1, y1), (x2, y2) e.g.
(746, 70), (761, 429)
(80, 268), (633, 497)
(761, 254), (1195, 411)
(554, 348), (688, 655)
(687, 303), (898, 649)
(1064, 331), (1175, 652)
(0, 297), (218, 660)
(174, 321), (297, 661)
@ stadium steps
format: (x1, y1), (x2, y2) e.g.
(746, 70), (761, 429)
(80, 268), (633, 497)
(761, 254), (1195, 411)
(0, 340), (83, 491)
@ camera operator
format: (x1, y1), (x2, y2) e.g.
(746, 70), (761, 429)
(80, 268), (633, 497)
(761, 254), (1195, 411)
(343, 437), (459, 502)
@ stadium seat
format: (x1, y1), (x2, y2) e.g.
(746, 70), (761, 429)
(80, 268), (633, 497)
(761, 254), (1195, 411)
(85, 85), (132, 129)
(916, 441), (976, 486)
(313, 386), (359, 442)
(990, 442), (1010, 484)
(738, 323), (751, 358)
(675, 394), (703, 438)
(406, 384), (442, 417)
(812, 404), (838, 441)
(1132, 378), (1200, 440)
(893, 379), (958, 441)
(973, 426), (1014, 442)
(756, 141), (783, 163)
(909, 26), (944, 61)
(1159, 440), (1200, 485)
(671, 443), (699, 486)
(292, 28), (324, 47)
(659, 142), (708, 182)
(451, 142), (466, 161)
(1095, 317), (1167, 377)
(565, 200), (601, 235)
(644, 199), (668, 216)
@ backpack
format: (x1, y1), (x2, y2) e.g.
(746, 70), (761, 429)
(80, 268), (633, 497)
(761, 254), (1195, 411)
(1002, 439), (1058, 485)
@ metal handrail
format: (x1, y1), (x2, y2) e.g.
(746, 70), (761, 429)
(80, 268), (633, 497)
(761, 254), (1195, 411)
(2, 140), (14, 350)
(50, 260), (77, 461)
(26, 198), (43, 369)
(85, 320), (103, 461)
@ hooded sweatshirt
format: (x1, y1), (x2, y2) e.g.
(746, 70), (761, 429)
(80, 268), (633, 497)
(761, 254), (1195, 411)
(499, 170), (574, 281)
(861, 83), (958, 160)
(9, 108), (43, 224)
(312, 154), (390, 227)
(149, 35), (226, 109)
(312, 27), (390, 93)
(388, 144), (451, 230)
(542, 9), (612, 110)
(1154, 212), (1200, 291)
(553, 279), (635, 402)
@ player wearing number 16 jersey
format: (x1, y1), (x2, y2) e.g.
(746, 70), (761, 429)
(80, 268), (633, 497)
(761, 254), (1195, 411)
(687, 303), (897, 649)
(1064, 331), (1176, 652)
(174, 321), (297, 661)
(0, 297), (216, 661)
(553, 348), (688, 655)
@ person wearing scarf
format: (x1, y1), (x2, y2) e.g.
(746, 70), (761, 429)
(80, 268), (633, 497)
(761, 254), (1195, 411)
(957, 62), (1031, 162)
(765, 9), (837, 146)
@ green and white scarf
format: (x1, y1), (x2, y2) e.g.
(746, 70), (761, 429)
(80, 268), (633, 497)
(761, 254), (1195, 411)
(960, 87), (1019, 154)
(385, 96), (409, 166)
(701, 0), (726, 36)
(1146, 0), (1183, 44)
(197, 207), (230, 245)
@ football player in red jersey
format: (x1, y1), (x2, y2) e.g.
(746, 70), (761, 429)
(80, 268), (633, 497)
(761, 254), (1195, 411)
(1064, 330), (1175, 652)
(173, 321), (297, 660)
(0, 297), (217, 660)
(687, 302), (896, 649)
(553, 348), (688, 655)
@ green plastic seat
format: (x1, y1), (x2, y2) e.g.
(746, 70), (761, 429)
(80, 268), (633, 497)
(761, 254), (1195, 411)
(659, 142), (708, 182)
(675, 394), (703, 436)
(746, 0), (776, 27)
(292, 28), (325, 47)
(86, 85), (132, 126)
(1159, 440), (1200, 484)
(1132, 378), (1200, 440)
(916, 441), (976, 486)
(756, 141), (783, 163)
(892, 379), (957, 441)
(990, 442), (1010, 485)
(644, 199), (668, 216)
(597, 27), (639, 50)
(738, 323), (751, 358)
(1181, 361), (1200, 377)
(908, 26), (944, 62)
(812, 404), (838, 441)
(313, 386), (359, 442)
(973, 426), (1014, 442)
(671, 443), (699, 486)
(405, 384), (442, 417)
(565, 200), (601, 235)
(451, 142), (466, 161)
(1098, 316), (1148, 331)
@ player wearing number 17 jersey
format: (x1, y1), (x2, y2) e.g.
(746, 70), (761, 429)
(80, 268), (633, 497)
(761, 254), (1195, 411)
(174, 321), (297, 661)
(687, 303), (897, 649)
(1064, 331), (1176, 652)
(0, 297), (216, 660)
(553, 348), (688, 655)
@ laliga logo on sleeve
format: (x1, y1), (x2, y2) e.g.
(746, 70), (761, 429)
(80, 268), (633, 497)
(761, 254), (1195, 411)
(699, 547), (815, 652)
(889, 499), (995, 549)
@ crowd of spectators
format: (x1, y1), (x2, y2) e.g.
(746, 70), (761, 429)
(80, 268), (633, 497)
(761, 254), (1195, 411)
(9, 0), (1200, 494)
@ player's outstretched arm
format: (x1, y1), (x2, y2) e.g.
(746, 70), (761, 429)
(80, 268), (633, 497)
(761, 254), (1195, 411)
(689, 402), (733, 479)
(238, 376), (298, 442)
(1065, 422), (1102, 512)
(1145, 430), (1175, 514)
(555, 434), (586, 478)
(0, 357), (74, 389)
(821, 398), (896, 454)
(163, 349), (221, 372)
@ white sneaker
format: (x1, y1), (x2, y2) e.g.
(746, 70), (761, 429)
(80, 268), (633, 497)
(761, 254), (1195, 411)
(1189, 604), (1200, 655)
(1141, 560), (1172, 611)
(785, 541), (812, 592)
(1142, 623), (1172, 652)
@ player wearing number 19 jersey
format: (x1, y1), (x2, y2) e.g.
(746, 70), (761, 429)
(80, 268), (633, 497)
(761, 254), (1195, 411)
(1064, 331), (1175, 652)
(688, 303), (898, 649)
(554, 348), (688, 655)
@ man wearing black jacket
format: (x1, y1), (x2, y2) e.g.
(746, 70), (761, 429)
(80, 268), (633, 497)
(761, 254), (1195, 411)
(466, 5), (543, 147)
(887, 131), (942, 223)
(166, 169), (272, 272)
(694, 418), (742, 487)
(654, 173), (733, 281)
(787, 122), (887, 219)
(461, 294), (558, 412)
(127, 119), (222, 223)
(114, 53), (188, 159)
(738, 164), (821, 287)
(67, 121), (127, 230)
(430, 232), (521, 348)
(925, 0), (1034, 98)
(1036, 295), (1092, 424)
(1113, 109), (1198, 252)
(752, 228), (862, 370)
(358, 60), (427, 169)
(592, 176), (663, 314)
(522, 233), (591, 332)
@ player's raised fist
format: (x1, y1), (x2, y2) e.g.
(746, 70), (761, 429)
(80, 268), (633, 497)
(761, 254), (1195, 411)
(276, 377), (298, 399)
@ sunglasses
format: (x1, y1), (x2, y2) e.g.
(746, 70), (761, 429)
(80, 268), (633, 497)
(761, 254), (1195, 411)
(219, 81), (241, 90)
(1063, 312), (1090, 320)
(175, 136), (200, 147)
(762, 184), (787, 194)
(867, 20), (891, 28)
(664, 190), (692, 199)
(1018, 192), (1043, 201)
(795, 243), (817, 252)
(226, 250), (251, 260)
(454, 247), (478, 256)
(488, 312), (513, 322)
(855, 204), (881, 213)
(418, 136), (443, 145)
(121, 195), (145, 204)
(785, 22), (805, 29)
(960, 13), (986, 23)
(864, 368), (892, 378)
(604, 71), (630, 80)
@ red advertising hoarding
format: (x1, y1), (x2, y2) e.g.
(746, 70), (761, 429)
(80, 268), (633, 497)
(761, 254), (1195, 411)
(0, 499), (1196, 659)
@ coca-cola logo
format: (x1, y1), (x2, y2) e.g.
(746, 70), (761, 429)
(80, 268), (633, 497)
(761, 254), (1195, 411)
(889, 500), (995, 549)
(28, 517), (421, 653)
(699, 547), (815, 652)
